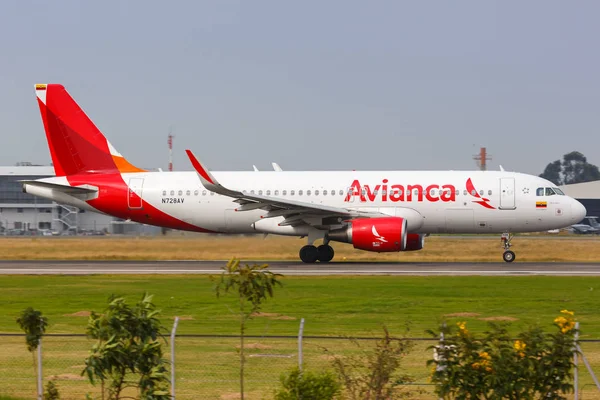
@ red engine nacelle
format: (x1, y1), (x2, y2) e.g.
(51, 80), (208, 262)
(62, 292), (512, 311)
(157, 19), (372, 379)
(328, 217), (407, 252)
(405, 233), (426, 251)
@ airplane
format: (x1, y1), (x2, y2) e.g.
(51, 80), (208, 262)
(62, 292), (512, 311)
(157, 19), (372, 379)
(23, 84), (587, 263)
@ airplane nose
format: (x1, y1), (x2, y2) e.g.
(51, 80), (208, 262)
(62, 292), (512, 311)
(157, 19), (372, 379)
(572, 199), (586, 222)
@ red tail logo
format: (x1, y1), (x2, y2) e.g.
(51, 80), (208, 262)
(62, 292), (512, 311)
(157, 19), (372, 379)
(466, 178), (495, 209)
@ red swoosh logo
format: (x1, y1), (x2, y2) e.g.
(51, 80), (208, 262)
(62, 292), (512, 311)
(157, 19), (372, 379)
(466, 178), (496, 209)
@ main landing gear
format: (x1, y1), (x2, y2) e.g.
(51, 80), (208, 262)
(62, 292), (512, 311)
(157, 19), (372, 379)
(299, 244), (334, 263)
(501, 233), (516, 263)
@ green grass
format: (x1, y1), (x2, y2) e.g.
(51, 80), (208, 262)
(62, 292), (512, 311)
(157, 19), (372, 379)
(1, 274), (599, 337)
(2, 274), (600, 399)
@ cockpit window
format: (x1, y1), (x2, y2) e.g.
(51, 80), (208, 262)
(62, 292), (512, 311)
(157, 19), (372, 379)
(545, 187), (556, 196)
(536, 188), (544, 196)
(553, 187), (565, 195)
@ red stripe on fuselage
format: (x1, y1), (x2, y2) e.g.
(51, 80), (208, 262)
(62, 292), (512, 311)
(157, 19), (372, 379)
(65, 173), (215, 233)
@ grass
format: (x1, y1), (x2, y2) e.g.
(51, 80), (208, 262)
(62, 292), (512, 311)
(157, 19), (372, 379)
(1, 274), (599, 336)
(2, 274), (600, 399)
(0, 234), (600, 261)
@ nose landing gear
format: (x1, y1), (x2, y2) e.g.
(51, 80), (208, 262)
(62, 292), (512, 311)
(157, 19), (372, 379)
(501, 233), (516, 263)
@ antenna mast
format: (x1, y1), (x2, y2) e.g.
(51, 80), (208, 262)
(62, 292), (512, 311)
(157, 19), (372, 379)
(473, 147), (491, 171)
(167, 129), (174, 172)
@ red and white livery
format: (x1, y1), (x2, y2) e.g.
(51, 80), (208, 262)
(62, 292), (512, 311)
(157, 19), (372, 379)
(25, 84), (586, 263)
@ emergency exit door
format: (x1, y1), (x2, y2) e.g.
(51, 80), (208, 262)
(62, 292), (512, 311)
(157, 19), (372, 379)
(499, 178), (516, 210)
(128, 178), (144, 209)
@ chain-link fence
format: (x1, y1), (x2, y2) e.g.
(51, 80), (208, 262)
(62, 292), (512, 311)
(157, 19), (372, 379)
(2, 333), (600, 400)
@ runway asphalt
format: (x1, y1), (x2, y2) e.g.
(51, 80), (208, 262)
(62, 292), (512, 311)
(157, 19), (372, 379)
(1, 260), (600, 276)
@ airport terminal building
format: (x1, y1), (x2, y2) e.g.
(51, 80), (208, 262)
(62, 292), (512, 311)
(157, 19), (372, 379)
(0, 165), (152, 235)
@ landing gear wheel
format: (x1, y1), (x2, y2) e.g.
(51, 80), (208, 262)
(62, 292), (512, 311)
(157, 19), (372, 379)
(299, 245), (318, 263)
(500, 233), (515, 263)
(503, 250), (516, 263)
(317, 245), (335, 263)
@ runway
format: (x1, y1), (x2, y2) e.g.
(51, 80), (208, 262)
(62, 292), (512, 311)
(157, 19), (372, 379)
(1, 260), (600, 276)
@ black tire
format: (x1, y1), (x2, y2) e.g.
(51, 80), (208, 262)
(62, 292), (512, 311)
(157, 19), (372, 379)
(299, 245), (318, 263)
(317, 245), (335, 263)
(503, 250), (516, 263)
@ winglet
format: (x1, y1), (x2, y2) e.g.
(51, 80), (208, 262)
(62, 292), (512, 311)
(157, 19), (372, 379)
(185, 149), (217, 186)
(272, 162), (283, 172)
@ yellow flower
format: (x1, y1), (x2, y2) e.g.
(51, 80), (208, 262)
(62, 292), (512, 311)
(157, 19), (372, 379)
(514, 340), (526, 352)
(518, 352), (525, 358)
(485, 366), (493, 373)
(555, 313), (576, 334)
(457, 321), (466, 330)
(479, 351), (491, 361)
(472, 362), (480, 370)
(560, 309), (574, 316)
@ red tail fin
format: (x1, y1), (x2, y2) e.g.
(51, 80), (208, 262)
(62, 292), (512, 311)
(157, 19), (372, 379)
(35, 84), (144, 176)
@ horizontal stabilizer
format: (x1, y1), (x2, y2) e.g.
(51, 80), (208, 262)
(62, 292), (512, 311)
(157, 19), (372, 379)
(21, 180), (98, 195)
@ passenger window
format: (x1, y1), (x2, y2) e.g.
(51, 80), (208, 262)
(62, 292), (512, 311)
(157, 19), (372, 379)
(332, 190), (336, 196)
(488, 190), (492, 196)
(162, 190), (167, 196)
(339, 190), (344, 196)
(536, 188), (544, 196)
(170, 190), (175, 196)
(479, 190), (484, 196)
(323, 190), (327, 196)
(299, 190), (303, 196)
(463, 190), (468, 196)
(194, 190), (199, 196)
(210, 192), (214, 196)
(259, 190), (263, 195)
(307, 190), (312, 196)
(282, 190), (287, 196)
(291, 190), (295, 195)
(315, 190), (320, 196)
(250, 190), (255, 195)
(455, 190), (459, 196)
(186, 190), (191, 196)
(471, 190), (476, 196)
(266, 190), (271, 195)
(178, 190), (183, 196)
(274, 190), (279, 195)
(202, 190), (207, 196)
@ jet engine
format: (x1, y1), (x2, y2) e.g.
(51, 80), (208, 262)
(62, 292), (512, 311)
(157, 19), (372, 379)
(405, 233), (426, 251)
(327, 217), (407, 252)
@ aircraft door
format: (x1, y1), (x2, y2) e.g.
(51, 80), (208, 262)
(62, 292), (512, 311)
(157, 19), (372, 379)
(128, 178), (144, 209)
(499, 178), (516, 210)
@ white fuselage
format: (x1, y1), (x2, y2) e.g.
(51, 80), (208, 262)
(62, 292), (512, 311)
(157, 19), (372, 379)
(31, 170), (585, 235)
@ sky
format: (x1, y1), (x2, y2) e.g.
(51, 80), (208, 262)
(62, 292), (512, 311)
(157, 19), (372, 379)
(1, 1), (599, 174)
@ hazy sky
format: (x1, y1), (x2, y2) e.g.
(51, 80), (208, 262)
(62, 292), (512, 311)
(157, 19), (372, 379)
(1, 1), (598, 174)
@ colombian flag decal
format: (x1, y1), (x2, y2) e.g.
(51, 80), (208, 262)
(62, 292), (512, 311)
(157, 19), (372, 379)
(536, 201), (547, 208)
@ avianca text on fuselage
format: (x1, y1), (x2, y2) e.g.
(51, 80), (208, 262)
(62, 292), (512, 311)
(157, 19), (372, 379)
(344, 179), (456, 203)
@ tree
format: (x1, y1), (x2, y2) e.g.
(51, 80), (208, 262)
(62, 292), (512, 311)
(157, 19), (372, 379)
(215, 258), (282, 400)
(540, 160), (563, 186)
(82, 293), (170, 400)
(16, 307), (48, 392)
(540, 151), (600, 185)
(326, 327), (416, 400)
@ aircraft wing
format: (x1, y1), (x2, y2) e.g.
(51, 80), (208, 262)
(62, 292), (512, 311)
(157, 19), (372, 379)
(185, 150), (382, 225)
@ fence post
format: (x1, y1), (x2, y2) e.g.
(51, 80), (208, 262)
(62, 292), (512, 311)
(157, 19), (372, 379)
(574, 322), (579, 400)
(298, 318), (305, 371)
(37, 337), (43, 400)
(171, 317), (180, 400)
